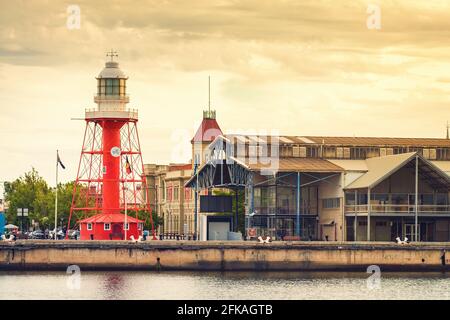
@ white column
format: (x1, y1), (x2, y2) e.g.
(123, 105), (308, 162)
(367, 188), (371, 241)
(415, 154), (419, 242)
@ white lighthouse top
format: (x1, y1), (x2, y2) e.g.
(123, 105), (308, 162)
(85, 51), (137, 121)
(97, 61), (128, 79)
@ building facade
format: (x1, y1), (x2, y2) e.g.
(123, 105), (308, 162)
(144, 109), (222, 237)
(186, 135), (450, 242)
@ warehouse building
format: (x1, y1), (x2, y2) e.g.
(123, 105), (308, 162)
(186, 134), (450, 242)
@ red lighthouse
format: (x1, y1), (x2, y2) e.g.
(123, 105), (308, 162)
(66, 51), (155, 240)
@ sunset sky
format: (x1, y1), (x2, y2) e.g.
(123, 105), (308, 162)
(2, 0), (450, 184)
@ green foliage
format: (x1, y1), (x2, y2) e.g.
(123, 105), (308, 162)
(134, 209), (163, 231)
(4, 168), (75, 230)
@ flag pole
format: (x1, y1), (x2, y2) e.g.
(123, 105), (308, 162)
(124, 176), (128, 241)
(54, 150), (59, 240)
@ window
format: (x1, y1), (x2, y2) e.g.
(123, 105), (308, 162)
(119, 79), (126, 96)
(393, 147), (408, 155)
(104, 223), (111, 231)
(366, 147), (380, 158)
(174, 186), (179, 201)
(281, 146), (292, 157)
(299, 146), (306, 157)
(323, 147), (336, 158)
(307, 146), (319, 158)
(87, 223), (92, 231)
(166, 186), (172, 202)
(138, 223), (143, 230)
(322, 198), (340, 209)
(124, 223), (129, 230)
(98, 78), (122, 96)
(184, 188), (191, 201)
(343, 147), (351, 159)
(437, 148), (450, 160)
(350, 147), (366, 159)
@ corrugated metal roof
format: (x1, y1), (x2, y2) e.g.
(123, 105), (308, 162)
(236, 157), (344, 172)
(292, 136), (450, 147)
(327, 159), (368, 171)
(345, 152), (450, 190)
(224, 134), (450, 147)
(78, 213), (143, 224)
(345, 153), (415, 189)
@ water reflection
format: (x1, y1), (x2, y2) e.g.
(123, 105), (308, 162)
(0, 271), (449, 300)
(101, 273), (127, 299)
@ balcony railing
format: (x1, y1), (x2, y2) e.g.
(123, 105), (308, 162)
(345, 204), (450, 214)
(94, 94), (129, 103)
(85, 108), (138, 120)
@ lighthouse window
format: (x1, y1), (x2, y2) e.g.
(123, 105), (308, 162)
(87, 223), (92, 231)
(97, 78), (125, 96)
(104, 223), (111, 231)
(98, 79), (106, 95)
(120, 79), (126, 96)
(104, 79), (120, 95)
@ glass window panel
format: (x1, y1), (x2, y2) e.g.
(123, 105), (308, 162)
(436, 193), (448, 205)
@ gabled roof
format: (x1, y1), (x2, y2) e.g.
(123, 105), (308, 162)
(78, 213), (143, 224)
(345, 152), (450, 190)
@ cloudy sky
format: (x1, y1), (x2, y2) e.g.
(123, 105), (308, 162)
(1, 0), (450, 184)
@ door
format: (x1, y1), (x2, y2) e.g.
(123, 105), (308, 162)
(111, 223), (123, 239)
(208, 222), (230, 240)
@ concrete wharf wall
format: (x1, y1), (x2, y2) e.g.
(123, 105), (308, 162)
(1, 241), (449, 271)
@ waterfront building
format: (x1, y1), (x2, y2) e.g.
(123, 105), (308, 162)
(185, 135), (450, 242)
(145, 91), (450, 242)
(78, 213), (144, 240)
(144, 163), (195, 236)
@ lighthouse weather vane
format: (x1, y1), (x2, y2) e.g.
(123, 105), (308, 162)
(106, 49), (118, 61)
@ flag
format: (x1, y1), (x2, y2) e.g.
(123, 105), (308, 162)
(57, 151), (66, 169)
(125, 156), (132, 175)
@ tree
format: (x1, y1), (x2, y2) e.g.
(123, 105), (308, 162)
(5, 168), (77, 230)
(5, 168), (52, 229)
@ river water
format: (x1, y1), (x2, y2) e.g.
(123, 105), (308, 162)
(0, 271), (449, 300)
